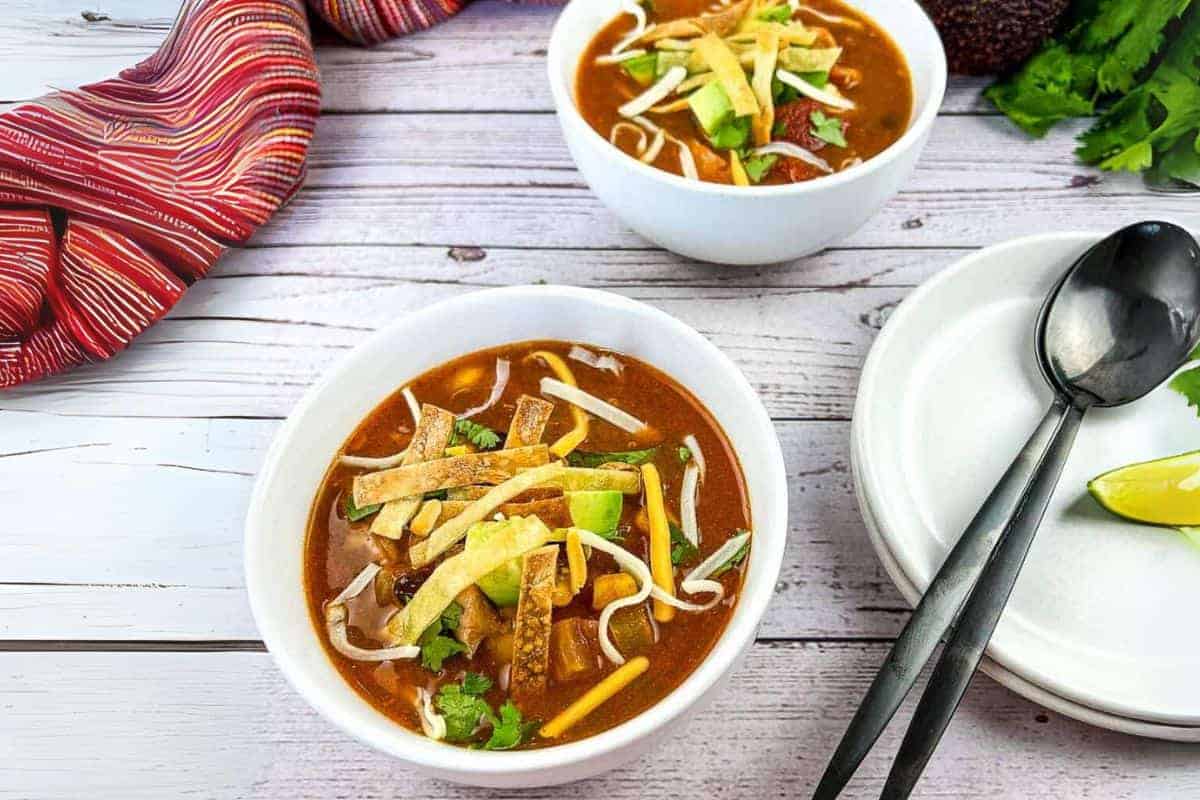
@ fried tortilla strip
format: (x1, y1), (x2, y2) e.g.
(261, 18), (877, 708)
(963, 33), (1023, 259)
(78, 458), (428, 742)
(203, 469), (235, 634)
(447, 486), (563, 502)
(640, 0), (749, 42)
(511, 544), (559, 701)
(751, 29), (781, 147)
(388, 516), (554, 645)
(455, 468), (639, 496)
(453, 585), (504, 657)
(438, 496), (573, 529)
(694, 32), (759, 117)
(410, 462), (567, 568)
(370, 404), (455, 539)
(354, 444), (550, 507)
(521, 466), (642, 495)
(504, 394), (555, 449)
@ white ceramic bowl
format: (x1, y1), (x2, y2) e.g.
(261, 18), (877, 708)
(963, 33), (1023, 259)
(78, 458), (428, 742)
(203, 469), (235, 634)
(245, 286), (788, 787)
(547, 0), (947, 265)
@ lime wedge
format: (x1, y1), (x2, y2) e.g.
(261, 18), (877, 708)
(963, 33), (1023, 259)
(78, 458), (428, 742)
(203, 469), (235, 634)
(1087, 450), (1200, 526)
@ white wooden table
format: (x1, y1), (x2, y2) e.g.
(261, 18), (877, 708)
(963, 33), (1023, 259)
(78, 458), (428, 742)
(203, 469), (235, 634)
(2, 2), (1199, 797)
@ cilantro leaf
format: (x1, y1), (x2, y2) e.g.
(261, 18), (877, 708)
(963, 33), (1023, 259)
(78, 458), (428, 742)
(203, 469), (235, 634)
(453, 419), (502, 450)
(985, 44), (1100, 137)
(742, 154), (778, 184)
(1090, 0), (1192, 94)
(420, 633), (467, 672)
(1078, 10), (1200, 174)
(757, 5), (792, 23)
(461, 672), (493, 696)
(677, 446), (692, 464)
(809, 110), (847, 148)
(710, 532), (750, 577)
(1170, 366), (1200, 417)
(669, 521), (699, 566)
(566, 447), (658, 468)
(771, 76), (800, 105)
(1149, 134), (1200, 187)
(987, 0), (1196, 144)
(418, 611), (467, 672)
(435, 685), (490, 742)
(440, 601), (462, 632)
(482, 700), (539, 750)
(344, 492), (381, 522)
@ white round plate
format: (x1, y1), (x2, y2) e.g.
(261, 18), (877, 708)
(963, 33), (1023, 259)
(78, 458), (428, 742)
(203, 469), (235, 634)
(852, 231), (1200, 733)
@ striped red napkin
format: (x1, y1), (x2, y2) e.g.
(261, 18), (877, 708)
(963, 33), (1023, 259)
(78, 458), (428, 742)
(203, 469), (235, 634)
(0, 0), (557, 387)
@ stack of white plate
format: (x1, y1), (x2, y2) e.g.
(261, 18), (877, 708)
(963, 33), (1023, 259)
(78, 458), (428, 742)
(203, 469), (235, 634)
(851, 233), (1200, 741)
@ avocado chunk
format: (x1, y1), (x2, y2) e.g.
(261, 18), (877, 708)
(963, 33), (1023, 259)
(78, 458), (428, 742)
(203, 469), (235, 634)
(622, 53), (659, 87)
(688, 81), (734, 135)
(465, 521), (524, 607)
(566, 490), (624, 539)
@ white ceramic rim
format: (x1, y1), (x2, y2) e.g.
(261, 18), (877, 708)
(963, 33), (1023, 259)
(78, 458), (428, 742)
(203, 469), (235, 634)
(546, 0), (948, 197)
(849, 441), (1200, 743)
(244, 285), (788, 777)
(852, 231), (1200, 734)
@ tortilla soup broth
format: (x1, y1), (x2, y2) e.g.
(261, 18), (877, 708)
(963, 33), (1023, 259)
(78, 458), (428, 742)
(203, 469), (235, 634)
(576, 0), (913, 185)
(305, 341), (752, 749)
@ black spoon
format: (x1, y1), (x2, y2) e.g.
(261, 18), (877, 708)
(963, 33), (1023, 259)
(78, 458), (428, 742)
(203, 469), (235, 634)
(814, 221), (1200, 800)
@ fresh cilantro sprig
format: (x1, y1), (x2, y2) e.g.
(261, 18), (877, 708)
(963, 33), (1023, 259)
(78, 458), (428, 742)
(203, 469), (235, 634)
(481, 700), (540, 750)
(417, 601), (466, 672)
(669, 521), (699, 566)
(566, 447), (658, 468)
(452, 419), (502, 450)
(433, 675), (538, 749)
(810, 110), (847, 148)
(742, 154), (778, 183)
(461, 671), (493, 695)
(986, 0), (1200, 187)
(435, 673), (493, 742)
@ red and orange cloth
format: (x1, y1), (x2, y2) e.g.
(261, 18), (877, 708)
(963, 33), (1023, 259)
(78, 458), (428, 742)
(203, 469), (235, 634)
(0, 0), (561, 388)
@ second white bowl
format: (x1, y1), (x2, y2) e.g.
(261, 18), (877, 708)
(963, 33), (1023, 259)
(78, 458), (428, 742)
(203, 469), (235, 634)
(547, 0), (947, 265)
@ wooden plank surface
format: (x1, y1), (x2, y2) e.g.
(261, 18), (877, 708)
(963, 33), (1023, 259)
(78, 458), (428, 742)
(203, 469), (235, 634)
(3, 644), (1199, 799)
(0, 417), (905, 640)
(1, 1), (993, 112)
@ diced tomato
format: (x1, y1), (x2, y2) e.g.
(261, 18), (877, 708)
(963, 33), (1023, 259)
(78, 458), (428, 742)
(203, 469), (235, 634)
(774, 99), (828, 152)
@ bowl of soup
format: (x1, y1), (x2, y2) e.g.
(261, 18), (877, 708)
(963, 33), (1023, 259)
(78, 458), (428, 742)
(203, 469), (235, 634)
(244, 285), (788, 786)
(547, 0), (947, 264)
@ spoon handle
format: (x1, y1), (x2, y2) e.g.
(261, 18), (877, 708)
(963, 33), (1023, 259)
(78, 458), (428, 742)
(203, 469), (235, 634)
(880, 398), (1087, 800)
(812, 405), (1066, 800)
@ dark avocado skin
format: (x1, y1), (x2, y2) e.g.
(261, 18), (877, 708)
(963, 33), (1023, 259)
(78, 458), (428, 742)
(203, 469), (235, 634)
(921, 0), (1071, 75)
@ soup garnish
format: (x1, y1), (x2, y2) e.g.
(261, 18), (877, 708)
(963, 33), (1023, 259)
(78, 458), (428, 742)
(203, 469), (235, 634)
(576, 0), (913, 185)
(305, 342), (752, 749)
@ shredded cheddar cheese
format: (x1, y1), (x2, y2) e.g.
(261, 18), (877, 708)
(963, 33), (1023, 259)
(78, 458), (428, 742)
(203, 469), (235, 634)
(642, 463), (677, 623)
(566, 528), (588, 594)
(539, 656), (650, 738)
(530, 350), (590, 457)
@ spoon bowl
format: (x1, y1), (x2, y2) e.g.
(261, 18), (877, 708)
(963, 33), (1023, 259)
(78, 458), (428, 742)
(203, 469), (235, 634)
(1037, 220), (1200, 407)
